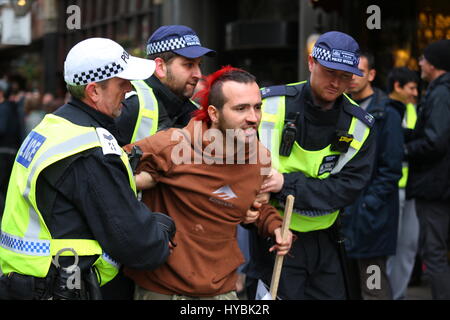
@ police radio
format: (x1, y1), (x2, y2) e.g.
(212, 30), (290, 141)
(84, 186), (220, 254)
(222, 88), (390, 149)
(280, 112), (299, 157)
(331, 130), (353, 153)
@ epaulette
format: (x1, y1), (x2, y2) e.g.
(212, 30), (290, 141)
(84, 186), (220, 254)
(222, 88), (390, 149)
(261, 85), (286, 98)
(96, 127), (122, 156)
(343, 103), (375, 128)
(261, 85), (299, 99)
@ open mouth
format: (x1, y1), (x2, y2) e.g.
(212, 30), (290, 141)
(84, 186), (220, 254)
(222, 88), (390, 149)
(243, 127), (257, 137)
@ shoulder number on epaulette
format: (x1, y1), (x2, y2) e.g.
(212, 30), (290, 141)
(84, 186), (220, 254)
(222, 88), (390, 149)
(96, 127), (122, 156)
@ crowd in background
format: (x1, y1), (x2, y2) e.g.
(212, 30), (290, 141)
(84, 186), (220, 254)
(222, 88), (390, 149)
(0, 34), (449, 300)
(0, 74), (67, 213)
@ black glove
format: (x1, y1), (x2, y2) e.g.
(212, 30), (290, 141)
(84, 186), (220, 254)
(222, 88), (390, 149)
(127, 145), (143, 174)
(153, 212), (176, 242)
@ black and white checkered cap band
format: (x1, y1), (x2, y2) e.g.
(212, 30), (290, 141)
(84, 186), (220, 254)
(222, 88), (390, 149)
(147, 35), (201, 55)
(72, 62), (124, 85)
(312, 46), (332, 61)
(312, 46), (358, 67)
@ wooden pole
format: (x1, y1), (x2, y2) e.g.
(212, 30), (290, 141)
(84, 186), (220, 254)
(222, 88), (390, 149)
(269, 194), (294, 300)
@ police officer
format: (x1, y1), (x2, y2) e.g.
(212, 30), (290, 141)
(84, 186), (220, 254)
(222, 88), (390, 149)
(245, 31), (376, 300)
(0, 38), (175, 300)
(115, 25), (216, 146)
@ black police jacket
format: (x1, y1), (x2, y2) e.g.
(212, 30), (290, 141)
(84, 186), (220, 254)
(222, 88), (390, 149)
(342, 89), (403, 258)
(405, 72), (450, 200)
(36, 98), (172, 273)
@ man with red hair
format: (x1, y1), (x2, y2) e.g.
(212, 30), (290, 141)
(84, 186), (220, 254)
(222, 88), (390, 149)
(124, 66), (293, 300)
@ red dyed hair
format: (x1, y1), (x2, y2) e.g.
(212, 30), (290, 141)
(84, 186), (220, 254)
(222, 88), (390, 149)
(192, 65), (244, 124)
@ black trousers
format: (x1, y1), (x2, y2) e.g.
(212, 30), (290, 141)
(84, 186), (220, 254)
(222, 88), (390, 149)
(416, 199), (450, 299)
(251, 228), (347, 300)
(100, 268), (134, 300)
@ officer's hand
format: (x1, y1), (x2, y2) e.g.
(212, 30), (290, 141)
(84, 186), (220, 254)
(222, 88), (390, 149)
(260, 168), (284, 193)
(243, 205), (260, 224)
(269, 227), (293, 256)
(153, 212), (176, 241)
(135, 171), (157, 190)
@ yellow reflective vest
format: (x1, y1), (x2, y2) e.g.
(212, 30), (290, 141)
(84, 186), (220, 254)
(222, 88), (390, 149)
(0, 114), (136, 286)
(398, 102), (417, 188)
(130, 80), (159, 142)
(258, 82), (371, 232)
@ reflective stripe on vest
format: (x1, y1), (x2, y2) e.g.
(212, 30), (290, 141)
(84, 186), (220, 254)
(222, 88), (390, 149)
(399, 103), (417, 188)
(259, 88), (370, 232)
(0, 114), (134, 285)
(131, 80), (159, 142)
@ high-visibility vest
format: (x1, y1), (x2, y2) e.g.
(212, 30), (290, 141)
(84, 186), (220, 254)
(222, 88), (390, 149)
(130, 80), (159, 143)
(398, 103), (417, 188)
(258, 82), (371, 232)
(0, 114), (136, 286)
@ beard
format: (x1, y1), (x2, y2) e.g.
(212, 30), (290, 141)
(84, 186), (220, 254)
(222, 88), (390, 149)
(165, 68), (195, 100)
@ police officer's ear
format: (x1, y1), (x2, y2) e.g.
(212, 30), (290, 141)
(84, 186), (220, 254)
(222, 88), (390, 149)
(207, 105), (220, 125)
(308, 55), (315, 73)
(154, 57), (168, 79)
(84, 82), (103, 103)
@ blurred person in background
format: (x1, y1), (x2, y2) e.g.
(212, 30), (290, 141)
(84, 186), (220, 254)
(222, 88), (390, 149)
(7, 74), (27, 143)
(342, 52), (403, 300)
(24, 91), (46, 135)
(404, 39), (450, 300)
(0, 79), (21, 215)
(384, 67), (420, 300)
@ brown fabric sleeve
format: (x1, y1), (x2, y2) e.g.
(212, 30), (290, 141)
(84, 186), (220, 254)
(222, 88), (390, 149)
(123, 131), (178, 181)
(255, 203), (282, 238)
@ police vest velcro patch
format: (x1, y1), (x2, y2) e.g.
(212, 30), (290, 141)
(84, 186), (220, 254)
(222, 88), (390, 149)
(318, 155), (339, 176)
(96, 128), (122, 156)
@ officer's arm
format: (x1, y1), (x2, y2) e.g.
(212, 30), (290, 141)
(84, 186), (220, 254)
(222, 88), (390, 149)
(273, 129), (376, 212)
(135, 171), (157, 189)
(65, 152), (173, 270)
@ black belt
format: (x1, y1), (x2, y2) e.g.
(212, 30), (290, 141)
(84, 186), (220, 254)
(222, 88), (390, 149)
(0, 266), (89, 300)
(0, 271), (53, 300)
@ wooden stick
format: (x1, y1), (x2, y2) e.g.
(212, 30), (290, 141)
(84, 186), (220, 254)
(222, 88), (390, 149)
(269, 194), (294, 300)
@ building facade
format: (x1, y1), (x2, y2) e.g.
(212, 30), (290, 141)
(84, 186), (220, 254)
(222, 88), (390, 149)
(0, 0), (448, 96)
